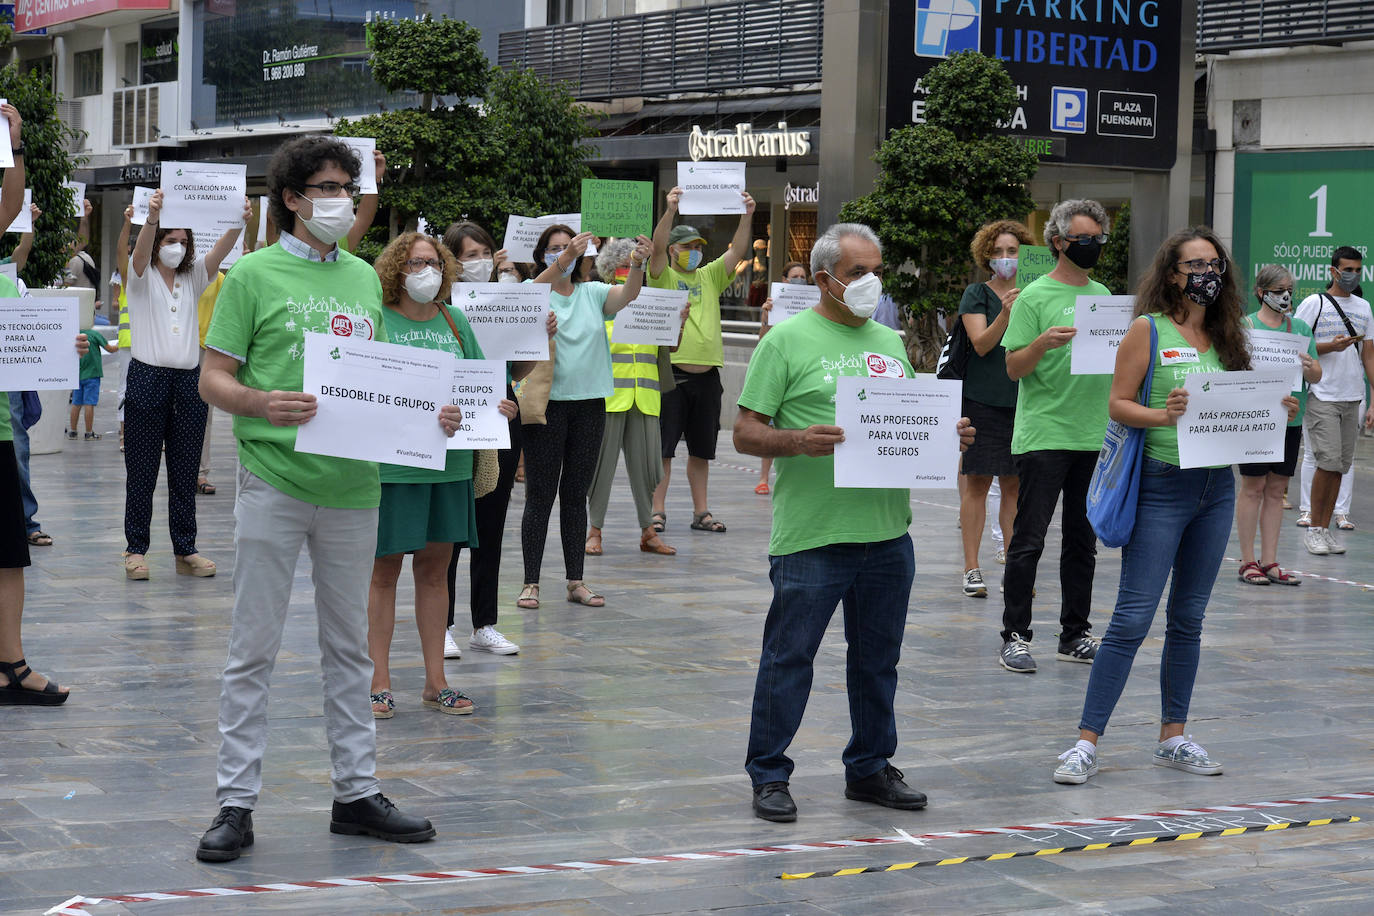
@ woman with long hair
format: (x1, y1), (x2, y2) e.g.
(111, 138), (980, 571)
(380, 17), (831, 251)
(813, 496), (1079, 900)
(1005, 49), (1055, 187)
(364, 231), (515, 718)
(1053, 227), (1298, 785)
(517, 225), (652, 609)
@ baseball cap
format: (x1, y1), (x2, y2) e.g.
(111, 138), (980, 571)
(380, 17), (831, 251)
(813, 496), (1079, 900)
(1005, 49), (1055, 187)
(669, 225), (706, 246)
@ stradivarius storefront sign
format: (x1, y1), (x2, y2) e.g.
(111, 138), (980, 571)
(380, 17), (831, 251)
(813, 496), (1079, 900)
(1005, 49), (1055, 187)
(688, 122), (812, 161)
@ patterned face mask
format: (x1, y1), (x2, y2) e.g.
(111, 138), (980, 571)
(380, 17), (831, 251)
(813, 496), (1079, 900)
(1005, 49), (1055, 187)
(1183, 271), (1222, 308)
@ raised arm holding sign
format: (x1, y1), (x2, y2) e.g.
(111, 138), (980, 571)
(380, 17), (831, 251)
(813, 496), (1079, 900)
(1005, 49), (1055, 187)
(676, 161), (747, 215)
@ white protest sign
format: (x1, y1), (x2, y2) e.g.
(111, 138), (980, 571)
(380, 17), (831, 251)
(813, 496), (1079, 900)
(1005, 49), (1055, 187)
(768, 282), (821, 325)
(447, 358), (510, 450)
(63, 181), (86, 218)
(3, 189), (32, 234)
(453, 282), (550, 360)
(257, 195), (269, 245)
(159, 161), (246, 230)
(501, 213), (597, 263)
(1070, 295), (1136, 375)
(1177, 369), (1291, 469)
(0, 98), (12, 170)
(295, 332), (452, 470)
(0, 262), (16, 285)
(611, 287), (686, 346)
(676, 161), (746, 215)
(131, 186), (155, 226)
(339, 137), (377, 194)
(1245, 326), (1306, 391)
(833, 374), (963, 489)
(0, 296), (80, 390)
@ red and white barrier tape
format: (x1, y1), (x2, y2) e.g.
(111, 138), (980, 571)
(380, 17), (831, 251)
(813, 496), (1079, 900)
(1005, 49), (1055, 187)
(45, 791), (1374, 914)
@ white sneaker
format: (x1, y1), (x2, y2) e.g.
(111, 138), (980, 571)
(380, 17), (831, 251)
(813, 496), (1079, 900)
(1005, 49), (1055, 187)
(995, 547), (1007, 564)
(1322, 527), (1346, 555)
(469, 625), (519, 655)
(1304, 527), (1330, 556)
(443, 628), (462, 659)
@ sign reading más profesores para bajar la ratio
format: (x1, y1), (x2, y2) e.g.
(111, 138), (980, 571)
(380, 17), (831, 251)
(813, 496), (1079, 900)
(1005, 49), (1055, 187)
(887, 1), (1181, 171)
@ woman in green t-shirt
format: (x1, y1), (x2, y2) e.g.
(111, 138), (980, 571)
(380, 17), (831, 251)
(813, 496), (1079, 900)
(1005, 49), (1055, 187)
(956, 219), (1032, 599)
(1053, 228), (1298, 787)
(365, 233), (515, 719)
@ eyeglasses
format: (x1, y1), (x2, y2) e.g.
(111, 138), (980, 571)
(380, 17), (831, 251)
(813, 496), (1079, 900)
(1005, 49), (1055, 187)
(1177, 258), (1227, 275)
(404, 257), (441, 270)
(1063, 233), (1109, 245)
(545, 245), (569, 255)
(300, 181), (360, 197)
(1264, 287), (1293, 295)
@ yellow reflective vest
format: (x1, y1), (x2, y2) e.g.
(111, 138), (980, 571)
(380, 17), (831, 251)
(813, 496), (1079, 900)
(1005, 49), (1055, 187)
(117, 288), (131, 348)
(604, 320), (661, 415)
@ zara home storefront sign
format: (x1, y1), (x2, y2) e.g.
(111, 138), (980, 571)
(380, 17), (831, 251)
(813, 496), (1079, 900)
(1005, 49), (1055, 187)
(688, 122), (813, 161)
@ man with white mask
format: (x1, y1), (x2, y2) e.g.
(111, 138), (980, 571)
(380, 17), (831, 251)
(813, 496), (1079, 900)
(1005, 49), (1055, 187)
(196, 136), (436, 862)
(733, 223), (974, 822)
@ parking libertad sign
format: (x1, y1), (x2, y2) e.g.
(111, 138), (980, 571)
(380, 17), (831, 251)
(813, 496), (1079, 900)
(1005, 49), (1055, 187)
(886, 1), (1182, 171)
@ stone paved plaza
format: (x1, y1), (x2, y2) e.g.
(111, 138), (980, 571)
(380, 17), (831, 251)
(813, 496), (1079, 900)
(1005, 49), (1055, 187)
(3, 395), (1374, 915)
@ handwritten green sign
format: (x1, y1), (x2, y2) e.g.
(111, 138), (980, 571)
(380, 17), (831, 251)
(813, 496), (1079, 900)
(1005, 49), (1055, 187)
(1014, 245), (1057, 289)
(580, 178), (653, 239)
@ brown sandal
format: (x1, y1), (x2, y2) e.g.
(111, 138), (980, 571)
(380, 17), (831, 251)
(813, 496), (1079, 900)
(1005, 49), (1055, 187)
(640, 530), (676, 555)
(124, 554), (149, 580)
(585, 528), (603, 556)
(176, 554), (217, 577)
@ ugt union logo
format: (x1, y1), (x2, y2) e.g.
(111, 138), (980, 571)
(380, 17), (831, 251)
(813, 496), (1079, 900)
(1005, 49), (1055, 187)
(916, 0), (981, 59)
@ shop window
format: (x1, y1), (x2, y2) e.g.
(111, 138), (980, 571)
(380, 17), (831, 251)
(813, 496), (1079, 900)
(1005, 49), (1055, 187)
(20, 56), (53, 91)
(786, 209), (817, 266)
(74, 49), (103, 97)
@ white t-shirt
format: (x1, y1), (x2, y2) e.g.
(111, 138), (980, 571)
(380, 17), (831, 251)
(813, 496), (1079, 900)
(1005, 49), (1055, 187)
(126, 257), (213, 369)
(1294, 291), (1373, 402)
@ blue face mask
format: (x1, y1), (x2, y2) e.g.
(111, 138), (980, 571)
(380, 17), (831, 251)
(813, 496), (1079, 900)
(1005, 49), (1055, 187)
(545, 251), (576, 277)
(676, 248), (703, 272)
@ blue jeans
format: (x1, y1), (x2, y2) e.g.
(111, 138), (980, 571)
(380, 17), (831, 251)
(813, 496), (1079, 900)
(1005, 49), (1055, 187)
(7, 392), (39, 535)
(745, 534), (914, 786)
(1078, 459), (1235, 736)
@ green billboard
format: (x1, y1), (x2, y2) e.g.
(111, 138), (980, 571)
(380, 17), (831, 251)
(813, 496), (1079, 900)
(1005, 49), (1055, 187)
(1233, 151), (1374, 303)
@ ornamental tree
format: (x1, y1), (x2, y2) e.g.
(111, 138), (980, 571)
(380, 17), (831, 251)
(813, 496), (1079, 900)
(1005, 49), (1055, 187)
(839, 51), (1037, 369)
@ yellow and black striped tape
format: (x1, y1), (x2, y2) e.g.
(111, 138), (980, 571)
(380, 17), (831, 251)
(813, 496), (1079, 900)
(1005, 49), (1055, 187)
(779, 816), (1360, 880)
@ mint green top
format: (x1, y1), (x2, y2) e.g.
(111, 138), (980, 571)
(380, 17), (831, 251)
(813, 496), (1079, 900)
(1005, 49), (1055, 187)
(1246, 311), (1318, 428)
(548, 281), (614, 401)
(1144, 313), (1226, 467)
(205, 243), (388, 509)
(738, 308), (914, 556)
(1001, 275), (1112, 453)
(379, 305), (482, 484)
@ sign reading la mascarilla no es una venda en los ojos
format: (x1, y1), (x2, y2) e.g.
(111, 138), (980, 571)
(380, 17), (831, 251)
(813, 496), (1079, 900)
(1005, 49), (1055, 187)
(887, 1), (1181, 171)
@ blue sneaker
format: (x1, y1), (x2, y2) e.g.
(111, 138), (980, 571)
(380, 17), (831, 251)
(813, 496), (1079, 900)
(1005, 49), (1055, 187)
(1152, 737), (1222, 775)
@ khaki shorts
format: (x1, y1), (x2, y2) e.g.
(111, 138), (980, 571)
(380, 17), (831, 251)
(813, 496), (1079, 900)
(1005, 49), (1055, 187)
(1303, 396), (1360, 473)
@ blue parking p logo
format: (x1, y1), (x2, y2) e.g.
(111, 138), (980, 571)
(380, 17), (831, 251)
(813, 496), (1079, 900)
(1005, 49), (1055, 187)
(1051, 87), (1088, 134)
(915, 0), (980, 59)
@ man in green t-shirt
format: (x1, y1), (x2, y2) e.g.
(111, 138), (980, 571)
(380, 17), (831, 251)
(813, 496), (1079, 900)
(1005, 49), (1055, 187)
(196, 135), (434, 863)
(735, 223), (973, 823)
(647, 184), (754, 534)
(998, 199), (1113, 675)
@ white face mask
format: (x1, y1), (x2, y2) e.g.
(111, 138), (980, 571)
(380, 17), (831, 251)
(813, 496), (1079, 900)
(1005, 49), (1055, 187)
(299, 195), (355, 245)
(404, 266), (444, 303)
(158, 243), (186, 269)
(989, 257), (1018, 280)
(460, 258), (493, 282)
(829, 271), (883, 319)
(1262, 290), (1292, 313)
(497, 271), (521, 284)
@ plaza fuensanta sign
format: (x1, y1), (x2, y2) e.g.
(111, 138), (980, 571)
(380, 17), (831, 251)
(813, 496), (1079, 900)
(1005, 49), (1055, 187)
(886, 0), (1181, 171)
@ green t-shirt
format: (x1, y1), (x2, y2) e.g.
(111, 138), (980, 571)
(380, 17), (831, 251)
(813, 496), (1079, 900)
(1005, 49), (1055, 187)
(1002, 275), (1112, 453)
(649, 254), (732, 367)
(1143, 313), (1226, 467)
(379, 305), (482, 484)
(1246, 311), (1318, 427)
(738, 308), (914, 556)
(956, 282), (1017, 408)
(78, 329), (108, 381)
(0, 274), (18, 442)
(204, 244), (387, 509)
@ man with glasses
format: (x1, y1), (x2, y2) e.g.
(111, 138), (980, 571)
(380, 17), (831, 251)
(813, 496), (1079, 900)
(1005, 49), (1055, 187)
(195, 136), (435, 862)
(997, 199), (1113, 674)
(1294, 245), (1374, 555)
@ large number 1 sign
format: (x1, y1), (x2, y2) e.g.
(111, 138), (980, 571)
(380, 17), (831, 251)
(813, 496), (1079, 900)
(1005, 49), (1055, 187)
(1233, 151), (1374, 302)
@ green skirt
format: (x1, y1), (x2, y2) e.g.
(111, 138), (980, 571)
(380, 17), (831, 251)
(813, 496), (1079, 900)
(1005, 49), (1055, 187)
(375, 479), (478, 558)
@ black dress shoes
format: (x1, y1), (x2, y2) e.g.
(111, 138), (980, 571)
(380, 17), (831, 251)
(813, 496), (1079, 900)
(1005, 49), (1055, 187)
(330, 792), (436, 842)
(752, 782), (798, 822)
(196, 806), (254, 862)
(844, 765), (927, 810)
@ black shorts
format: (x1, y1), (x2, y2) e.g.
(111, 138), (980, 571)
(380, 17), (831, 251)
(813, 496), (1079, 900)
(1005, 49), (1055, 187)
(659, 367), (722, 460)
(1238, 425), (1303, 478)
(0, 441), (31, 569)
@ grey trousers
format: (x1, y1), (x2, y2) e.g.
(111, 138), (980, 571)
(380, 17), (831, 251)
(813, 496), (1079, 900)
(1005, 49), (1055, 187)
(215, 466), (380, 809)
(587, 407), (664, 530)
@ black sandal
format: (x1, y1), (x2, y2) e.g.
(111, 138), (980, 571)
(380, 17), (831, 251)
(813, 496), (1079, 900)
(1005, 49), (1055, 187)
(197, 480), (217, 495)
(690, 511), (726, 533)
(0, 658), (70, 706)
(651, 512), (666, 533)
